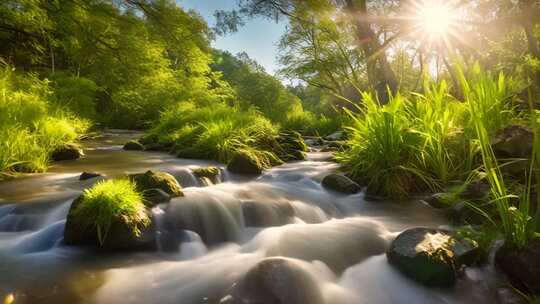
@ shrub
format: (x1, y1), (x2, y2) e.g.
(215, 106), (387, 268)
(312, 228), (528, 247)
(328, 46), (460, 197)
(150, 101), (282, 165)
(72, 179), (150, 245)
(0, 64), (88, 178)
(337, 92), (437, 198)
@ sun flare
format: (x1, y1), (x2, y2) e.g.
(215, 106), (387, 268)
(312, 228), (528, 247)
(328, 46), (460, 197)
(411, 0), (460, 46)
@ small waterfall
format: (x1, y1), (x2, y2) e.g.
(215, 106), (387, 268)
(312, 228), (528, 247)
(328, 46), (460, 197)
(11, 220), (66, 254)
(171, 168), (199, 188)
(152, 206), (166, 252)
(164, 190), (244, 245)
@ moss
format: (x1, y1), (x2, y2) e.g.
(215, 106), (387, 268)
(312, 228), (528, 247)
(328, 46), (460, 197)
(129, 170), (183, 197)
(193, 166), (220, 183)
(71, 179), (150, 245)
(227, 150), (265, 174)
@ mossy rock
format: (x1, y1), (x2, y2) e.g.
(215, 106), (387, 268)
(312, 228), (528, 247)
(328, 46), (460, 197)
(192, 166), (220, 184)
(227, 151), (264, 175)
(138, 134), (159, 146)
(276, 132), (308, 161)
(386, 227), (479, 287)
(128, 170), (183, 197)
(123, 140), (144, 151)
(496, 238), (540, 294)
(321, 174), (361, 194)
(226, 257), (325, 304)
(79, 172), (103, 181)
(142, 188), (171, 206)
(51, 143), (83, 161)
(177, 147), (203, 159)
(63, 180), (154, 251)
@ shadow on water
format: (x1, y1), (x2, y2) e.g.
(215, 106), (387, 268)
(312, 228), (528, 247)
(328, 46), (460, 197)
(0, 131), (502, 303)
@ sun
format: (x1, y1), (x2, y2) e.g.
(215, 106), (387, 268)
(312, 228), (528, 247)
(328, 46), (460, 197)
(410, 0), (460, 46)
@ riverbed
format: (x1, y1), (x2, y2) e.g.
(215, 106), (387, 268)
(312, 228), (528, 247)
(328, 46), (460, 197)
(0, 130), (503, 303)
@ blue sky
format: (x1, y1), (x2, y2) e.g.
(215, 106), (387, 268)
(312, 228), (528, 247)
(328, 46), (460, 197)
(179, 1), (287, 75)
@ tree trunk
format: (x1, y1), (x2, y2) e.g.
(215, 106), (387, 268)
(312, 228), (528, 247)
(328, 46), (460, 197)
(344, 0), (398, 99)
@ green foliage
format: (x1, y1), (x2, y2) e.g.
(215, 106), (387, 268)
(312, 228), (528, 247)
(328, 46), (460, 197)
(457, 64), (537, 248)
(49, 72), (100, 119)
(280, 103), (342, 136)
(150, 101), (282, 166)
(337, 92), (440, 198)
(73, 179), (149, 245)
(0, 65), (88, 178)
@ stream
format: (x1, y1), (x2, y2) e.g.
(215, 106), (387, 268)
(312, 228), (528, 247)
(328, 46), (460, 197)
(0, 130), (504, 303)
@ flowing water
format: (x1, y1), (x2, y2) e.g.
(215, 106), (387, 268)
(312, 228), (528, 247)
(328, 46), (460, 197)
(0, 130), (504, 303)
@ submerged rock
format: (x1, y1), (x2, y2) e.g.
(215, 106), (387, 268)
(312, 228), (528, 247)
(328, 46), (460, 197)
(386, 227), (479, 286)
(225, 257), (325, 304)
(227, 151), (263, 175)
(495, 238), (540, 294)
(143, 188), (171, 206)
(192, 166), (221, 184)
(79, 172), (103, 181)
(164, 194), (242, 245)
(64, 196), (154, 251)
(321, 174), (361, 194)
(123, 140), (144, 151)
(241, 200), (295, 227)
(129, 170), (183, 197)
(51, 143), (83, 161)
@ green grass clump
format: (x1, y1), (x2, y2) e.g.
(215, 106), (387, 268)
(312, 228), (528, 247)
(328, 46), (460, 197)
(280, 103), (342, 136)
(149, 101), (283, 166)
(337, 92), (439, 198)
(73, 179), (150, 245)
(458, 65), (538, 248)
(0, 64), (89, 178)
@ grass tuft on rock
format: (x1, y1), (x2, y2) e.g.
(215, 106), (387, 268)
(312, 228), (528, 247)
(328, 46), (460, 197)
(72, 179), (150, 245)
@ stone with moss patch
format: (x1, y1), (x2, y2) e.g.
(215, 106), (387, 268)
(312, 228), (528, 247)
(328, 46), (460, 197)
(321, 174), (361, 194)
(386, 227), (479, 286)
(51, 143), (83, 161)
(192, 166), (220, 184)
(277, 132), (308, 161)
(64, 179), (154, 250)
(123, 140), (144, 151)
(227, 151), (264, 175)
(129, 170), (183, 197)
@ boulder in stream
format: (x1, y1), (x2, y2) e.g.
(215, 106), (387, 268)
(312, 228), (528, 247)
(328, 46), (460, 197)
(64, 180), (154, 251)
(227, 151), (264, 175)
(143, 188), (171, 206)
(51, 143), (83, 161)
(241, 200), (295, 227)
(495, 238), (540, 294)
(321, 174), (361, 194)
(128, 170), (183, 197)
(79, 172), (103, 181)
(123, 140), (144, 151)
(192, 166), (221, 184)
(386, 227), (479, 286)
(224, 257), (325, 304)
